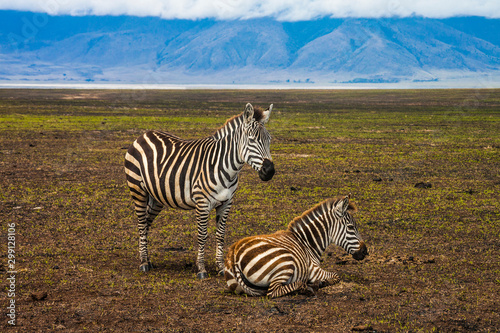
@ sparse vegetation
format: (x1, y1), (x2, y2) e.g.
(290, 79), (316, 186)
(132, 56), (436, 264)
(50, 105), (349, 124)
(1, 89), (499, 332)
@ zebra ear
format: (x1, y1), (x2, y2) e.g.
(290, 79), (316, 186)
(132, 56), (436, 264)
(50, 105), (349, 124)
(243, 103), (254, 123)
(260, 104), (273, 125)
(335, 194), (351, 214)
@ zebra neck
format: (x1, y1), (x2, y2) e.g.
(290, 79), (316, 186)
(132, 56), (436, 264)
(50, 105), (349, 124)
(212, 115), (245, 172)
(213, 114), (244, 140)
(290, 218), (331, 262)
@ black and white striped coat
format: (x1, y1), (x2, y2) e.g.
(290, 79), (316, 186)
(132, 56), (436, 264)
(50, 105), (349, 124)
(125, 103), (275, 278)
(224, 195), (368, 298)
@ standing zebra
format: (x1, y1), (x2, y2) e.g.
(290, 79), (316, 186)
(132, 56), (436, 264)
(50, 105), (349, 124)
(125, 103), (275, 279)
(224, 195), (368, 298)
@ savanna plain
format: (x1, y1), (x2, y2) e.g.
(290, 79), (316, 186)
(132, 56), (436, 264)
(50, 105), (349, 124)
(1, 89), (499, 332)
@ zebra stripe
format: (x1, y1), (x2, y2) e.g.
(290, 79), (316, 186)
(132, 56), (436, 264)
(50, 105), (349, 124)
(224, 195), (368, 298)
(125, 103), (275, 278)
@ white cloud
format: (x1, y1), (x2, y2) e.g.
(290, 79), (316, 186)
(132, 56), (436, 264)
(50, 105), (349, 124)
(1, 0), (499, 20)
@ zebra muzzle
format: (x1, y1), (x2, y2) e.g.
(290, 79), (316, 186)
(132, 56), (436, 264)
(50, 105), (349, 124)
(352, 241), (368, 261)
(258, 159), (275, 181)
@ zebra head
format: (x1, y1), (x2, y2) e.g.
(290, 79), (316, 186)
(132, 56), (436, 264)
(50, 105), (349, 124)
(332, 195), (368, 261)
(240, 103), (275, 181)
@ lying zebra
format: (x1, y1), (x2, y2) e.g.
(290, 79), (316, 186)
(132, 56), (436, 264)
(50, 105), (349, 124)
(224, 195), (368, 298)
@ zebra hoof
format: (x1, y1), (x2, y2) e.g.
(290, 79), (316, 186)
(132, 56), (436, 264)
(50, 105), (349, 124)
(327, 277), (341, 286)
(301, 285), (316, 297)
(139, 263), (152, 272)
(197, 272), (208, 279)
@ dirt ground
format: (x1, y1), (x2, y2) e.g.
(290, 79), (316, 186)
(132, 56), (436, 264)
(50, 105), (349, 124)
(1, 89), (499, 332)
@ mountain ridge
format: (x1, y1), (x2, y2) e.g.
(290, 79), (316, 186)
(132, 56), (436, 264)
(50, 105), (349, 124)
(1, 11), (499, 85)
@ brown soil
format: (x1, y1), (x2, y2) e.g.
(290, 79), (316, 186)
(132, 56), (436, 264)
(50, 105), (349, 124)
(1, 89), (499, 332)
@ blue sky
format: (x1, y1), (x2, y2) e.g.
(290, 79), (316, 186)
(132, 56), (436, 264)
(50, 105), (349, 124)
(1, 0), (499, 20)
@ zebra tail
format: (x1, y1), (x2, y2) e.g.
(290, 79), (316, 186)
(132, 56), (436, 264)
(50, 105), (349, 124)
(234, 266), (266, 297)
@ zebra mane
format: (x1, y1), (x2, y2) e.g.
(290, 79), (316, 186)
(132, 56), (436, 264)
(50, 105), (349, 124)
(215, 107), (266, 134)
(251, 107), (266, 123)
(287, 197), (357, 233)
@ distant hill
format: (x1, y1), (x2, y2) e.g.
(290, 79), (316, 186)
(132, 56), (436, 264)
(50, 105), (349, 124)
(1, 11), (499, 85)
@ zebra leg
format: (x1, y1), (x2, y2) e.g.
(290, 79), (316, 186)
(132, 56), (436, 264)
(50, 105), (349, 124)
(136, 195), (164, 272)
(323, 272), (341, 287)
(308, 266), (341, 288)
(267, 280), (311, 298)
(195, 204), (211, 279)
(215, 200), (232, 275)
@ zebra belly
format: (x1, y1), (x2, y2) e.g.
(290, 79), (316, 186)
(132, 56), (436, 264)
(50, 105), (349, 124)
(132, 131), (201, 210)
(153, 181), (195, 210)
(244, 267), (296, 288)
(237, 238), (302, 288)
